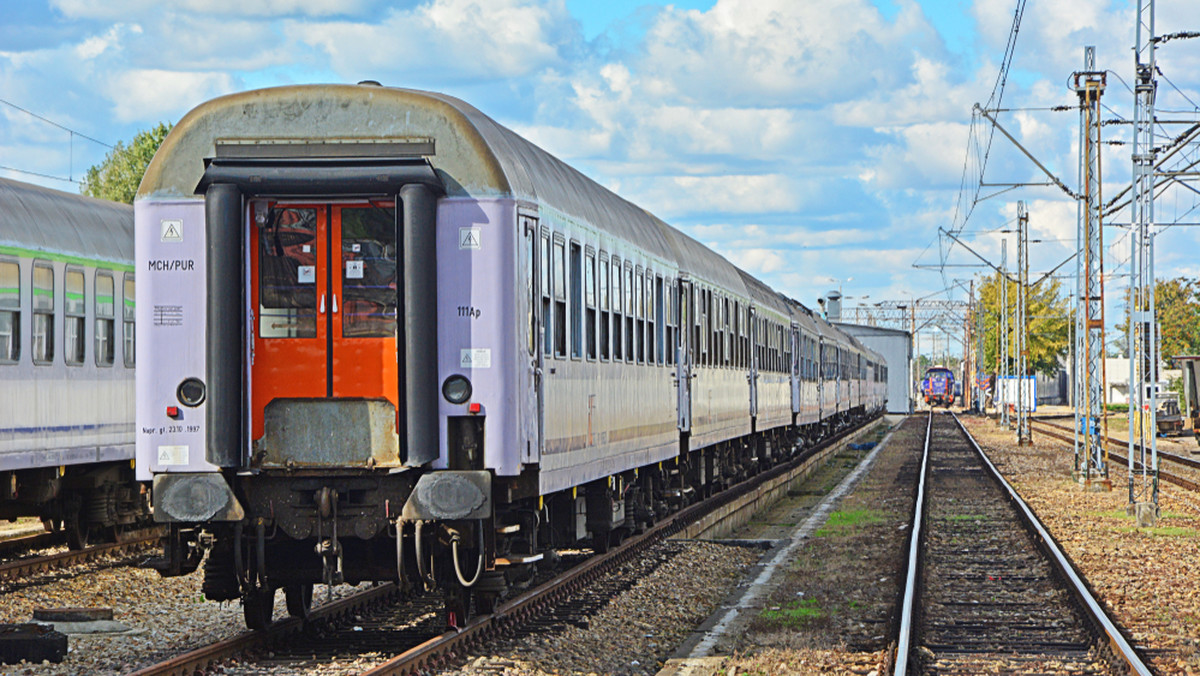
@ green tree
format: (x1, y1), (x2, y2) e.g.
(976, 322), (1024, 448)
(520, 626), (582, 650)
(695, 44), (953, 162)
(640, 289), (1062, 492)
(976, 271), (1071, 375)
(1117, 277), (1200, 360)
(80, 122), (172, 204)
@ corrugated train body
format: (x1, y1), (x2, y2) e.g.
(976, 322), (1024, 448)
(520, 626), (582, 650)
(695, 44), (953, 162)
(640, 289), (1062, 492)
(0, 177), (148, 548)
(133, 84), (889, 628)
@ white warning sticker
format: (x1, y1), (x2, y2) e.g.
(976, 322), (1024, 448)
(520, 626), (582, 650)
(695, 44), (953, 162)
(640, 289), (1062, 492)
(157, 445), (189, 466)
(161, 219), (183, 243)
(460, 348), (491, 368)
(459, 227), (482, 250)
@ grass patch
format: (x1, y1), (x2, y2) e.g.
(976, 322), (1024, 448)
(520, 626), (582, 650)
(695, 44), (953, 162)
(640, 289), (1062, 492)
(759, 598), (824, 628)
(815, 508), (884, 537)
(1115, 525), (1199, 537)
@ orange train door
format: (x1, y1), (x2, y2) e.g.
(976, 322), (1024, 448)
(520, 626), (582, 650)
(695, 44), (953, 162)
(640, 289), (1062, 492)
(250, 202), (400, 446)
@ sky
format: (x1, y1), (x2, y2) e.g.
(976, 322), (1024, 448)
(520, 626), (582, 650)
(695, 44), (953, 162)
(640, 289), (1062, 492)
(3, 0), (1200, 359)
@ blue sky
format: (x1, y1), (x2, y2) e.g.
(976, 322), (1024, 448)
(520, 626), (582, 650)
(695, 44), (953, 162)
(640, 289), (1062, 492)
(3, 0), (1200, 359)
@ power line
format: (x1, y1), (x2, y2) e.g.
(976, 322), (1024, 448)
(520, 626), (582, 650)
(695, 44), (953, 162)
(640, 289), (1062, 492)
(0, 97), (112, 149)
(0, 163), (80, 185)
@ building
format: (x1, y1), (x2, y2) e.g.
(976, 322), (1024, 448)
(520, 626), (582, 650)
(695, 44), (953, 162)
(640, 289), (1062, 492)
(834, 322), (914, 414)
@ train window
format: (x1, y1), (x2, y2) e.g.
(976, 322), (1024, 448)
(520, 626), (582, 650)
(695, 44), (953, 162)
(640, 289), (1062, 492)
(721, 298), (729, 367)
(635, 270), (644, 364)
(599, 254), (610, 361)
(0, 261), (18, 363)
(553, 239), (566, 358)
(123, 275), (135, 366)
(32, 261), (54, 365)
(525, 228), (535, 356)
(340, 206), (397, 338)
(625, 266), (634, 364)
(663, 278), (673, 366)
(96, 272), (115, 367)
(259, 207), (317, 339)
(569, 242), (582, 359)
(655, 276), (664, 365)
(64, 268), (85, 366)
(612, 258), (622, 360)
(585, 251), (596, 361)
(541, 234), (551, 356)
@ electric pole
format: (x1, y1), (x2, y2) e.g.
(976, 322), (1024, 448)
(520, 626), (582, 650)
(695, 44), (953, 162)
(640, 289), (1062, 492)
(1073, 46), (1109, 483)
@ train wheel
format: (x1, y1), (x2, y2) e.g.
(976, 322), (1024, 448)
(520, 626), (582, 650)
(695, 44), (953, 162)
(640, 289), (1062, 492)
(591, 531), (610, 554)
(66, 510), (90, 551)
(284, 583), (313, 620)
(243, 586), (275, 631)
(444, 586), (471, 630)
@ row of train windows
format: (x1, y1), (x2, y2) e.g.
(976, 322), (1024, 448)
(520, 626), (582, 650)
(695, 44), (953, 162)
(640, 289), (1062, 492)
(524, 229), (831, 377)
(0, 260), (135, 367)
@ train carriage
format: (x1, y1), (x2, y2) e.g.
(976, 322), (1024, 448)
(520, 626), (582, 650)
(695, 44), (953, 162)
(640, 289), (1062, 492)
(0, 177), (146, 547)
(134, 83), (886, 628)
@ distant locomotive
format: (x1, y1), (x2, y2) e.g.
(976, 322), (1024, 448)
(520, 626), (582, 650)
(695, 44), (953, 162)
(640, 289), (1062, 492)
(134, 84), (888, 629)
(0, 177), (148, 548)
(922, 366), (956, 407)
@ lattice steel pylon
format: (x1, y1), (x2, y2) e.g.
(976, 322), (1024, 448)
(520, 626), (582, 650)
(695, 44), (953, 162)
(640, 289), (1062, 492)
(1073, 47), (1109, 483)
(1015, 203), (1032, 445)
(1129, 0), (1159, 509)
(1000, 240), (1010, 429)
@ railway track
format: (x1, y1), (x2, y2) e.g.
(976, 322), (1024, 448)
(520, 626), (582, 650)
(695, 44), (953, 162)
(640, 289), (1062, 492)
(1030, 418), (1200, 492)
(127, 416), (882, 676)
(0, 529), (160, 584)
(0, 530), (64, 559)
(894, 412), (1149, 675)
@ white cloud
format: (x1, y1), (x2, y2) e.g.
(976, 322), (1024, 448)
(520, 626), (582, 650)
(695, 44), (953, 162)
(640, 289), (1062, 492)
(290, 0), (576, 82)
(51, 0), (365, 19)
(107, 69), (236, 122)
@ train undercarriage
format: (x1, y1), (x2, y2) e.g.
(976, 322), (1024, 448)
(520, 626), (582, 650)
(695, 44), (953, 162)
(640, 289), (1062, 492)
(151, 411), (875, 630)
(0, 462), (150, 550)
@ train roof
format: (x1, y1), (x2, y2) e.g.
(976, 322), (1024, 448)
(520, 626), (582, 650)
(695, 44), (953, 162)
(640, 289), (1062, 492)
(139, 84), (874, 361)
(139, 84), (757, 295)
(0, 177), (133, 264)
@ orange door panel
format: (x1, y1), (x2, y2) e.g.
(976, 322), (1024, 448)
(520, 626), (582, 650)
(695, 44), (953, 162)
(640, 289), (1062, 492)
(250, 203), (400, 442)
(330, 204), (399, 409)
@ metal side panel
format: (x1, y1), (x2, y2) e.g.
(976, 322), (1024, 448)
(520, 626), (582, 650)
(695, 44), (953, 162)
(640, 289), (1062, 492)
(134, 198), (214, 480)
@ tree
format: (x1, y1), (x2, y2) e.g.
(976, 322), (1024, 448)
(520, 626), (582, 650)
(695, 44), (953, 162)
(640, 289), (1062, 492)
(976, 271), (1071, 375)
(1118, 277), (1200, 360)
(80, 122), (173, 204)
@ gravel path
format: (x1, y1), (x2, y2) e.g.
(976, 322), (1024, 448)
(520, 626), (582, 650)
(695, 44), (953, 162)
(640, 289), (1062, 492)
(0, 554), (364, 675)
(442, 540), (761, 676)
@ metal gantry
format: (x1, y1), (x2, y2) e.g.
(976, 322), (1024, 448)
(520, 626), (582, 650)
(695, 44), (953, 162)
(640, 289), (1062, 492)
(1128, 0), (1159, 509)
(1073, 46), (1109, 482)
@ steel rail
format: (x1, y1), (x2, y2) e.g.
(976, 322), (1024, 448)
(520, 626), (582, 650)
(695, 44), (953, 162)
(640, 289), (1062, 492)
(128, 415), (883, 676)
(955, 414), (1152, 676)
(0, 531), (159, 582)
(1030, 420), (1200, 492)
(125, 582), (401, 676)
(0, 531), (63, 558)
(360, 415), (885, 676)
(1031, 417), (1200, 471)
(892, 410), (932, 676)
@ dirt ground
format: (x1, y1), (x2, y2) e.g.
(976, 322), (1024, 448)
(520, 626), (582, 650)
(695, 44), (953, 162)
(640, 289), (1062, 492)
(716, 416), (926, 674)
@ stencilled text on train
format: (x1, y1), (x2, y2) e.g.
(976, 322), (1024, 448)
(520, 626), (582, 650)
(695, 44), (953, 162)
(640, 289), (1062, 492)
(147, 259), (196, 271)
(457, 306), (482, 319)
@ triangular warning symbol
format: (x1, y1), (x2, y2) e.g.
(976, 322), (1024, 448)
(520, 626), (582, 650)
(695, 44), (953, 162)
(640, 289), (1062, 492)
(462, 232), (478, 246)
(165, 224), (180, 239)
